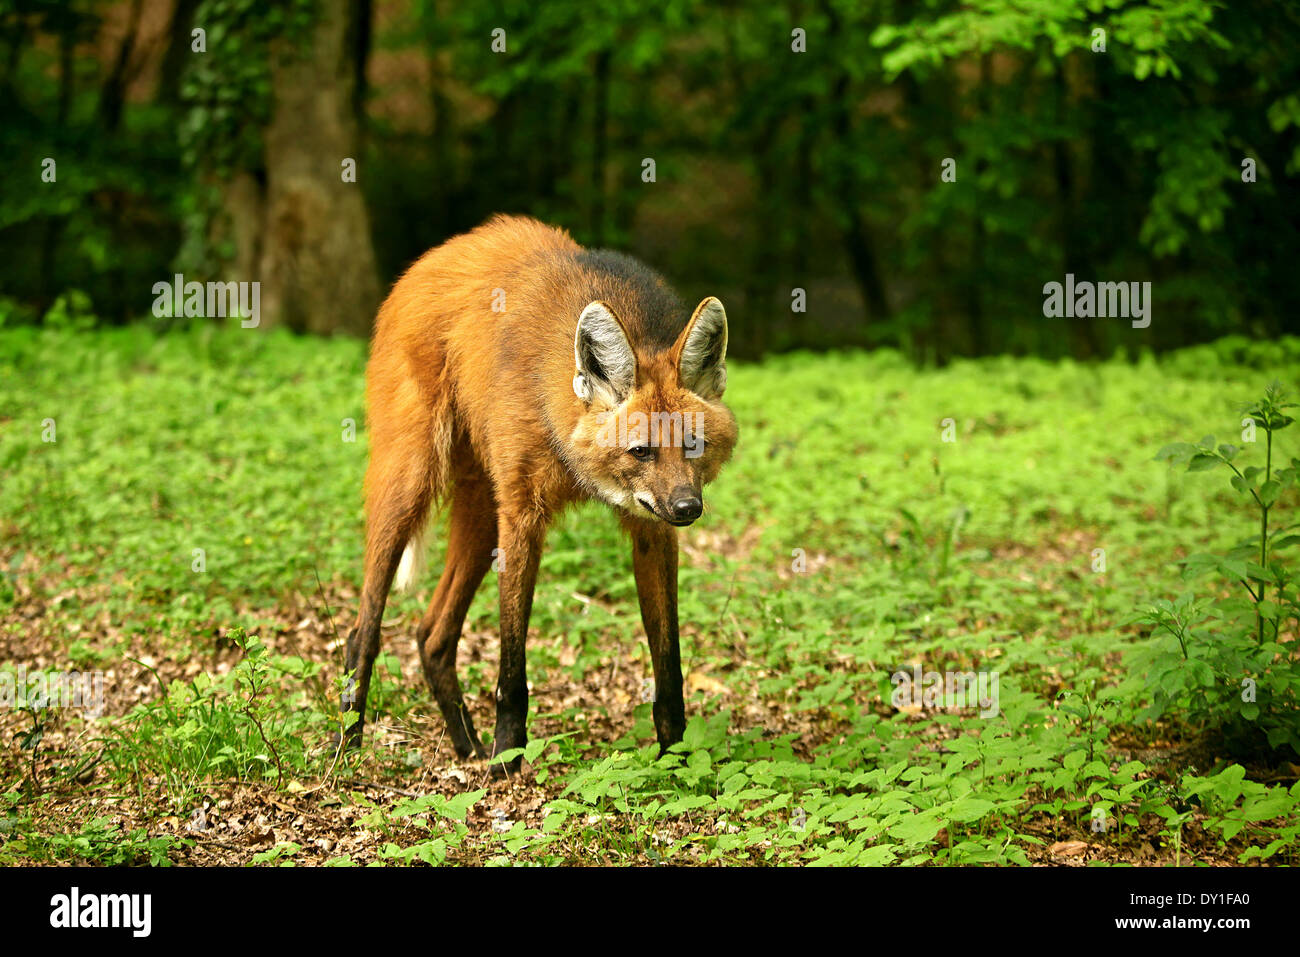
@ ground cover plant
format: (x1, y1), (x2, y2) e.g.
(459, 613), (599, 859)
(1, 319), (1298, 865)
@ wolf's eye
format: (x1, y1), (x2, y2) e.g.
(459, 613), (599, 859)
(628, 445), (654, 461)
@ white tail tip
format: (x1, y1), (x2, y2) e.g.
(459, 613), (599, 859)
(394, 538), (424, 592)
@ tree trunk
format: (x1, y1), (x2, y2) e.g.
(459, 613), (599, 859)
(98, 0), (144, 131)
(158, 0), (201, 106)
(1050, 54), (1100, 358)
(590, 50), (611, 246)
(351, 0), (372, 131)
(257, 0), (380, 335)
(38, 22), (75, 310)
(823, 3), (890, 334)
(966, 54), (992, 357)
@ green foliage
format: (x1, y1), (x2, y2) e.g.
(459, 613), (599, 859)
(180, 0), (317, 175)
(1138, 384), (1300, 757)
(1182, 765), (1300, 861)
(5, 1), (1298, 355)
(4, 323), (1300, 865)
(0, 1), (193, 318)
(0, 793), (186, 866)
(101, 627), (335, 810)
(176, 0), (317, 275)
(348, 788), (486, 865)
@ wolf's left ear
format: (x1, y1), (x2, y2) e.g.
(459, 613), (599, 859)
(674, 296), (728, 399)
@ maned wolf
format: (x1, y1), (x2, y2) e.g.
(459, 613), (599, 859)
(342, 215), (737, 774)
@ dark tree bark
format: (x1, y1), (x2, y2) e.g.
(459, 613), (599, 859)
(257, 0), (381, 335)
(823, 3), (891, 334)
(745, 113), (782, 352)
(1, 15), (30, 95)
(351, 0), (372, 130)
(966, 54), (992, 357)
(1052, 55), (1099, 357)
(590, 49), (611, 246)
(158, 0), (201, 106)
(98, 0), (144, 131)
(429, 62), (456, 230)
(546, 81), (581, 203)
(612, 78), (646, 241)
(56, 16), (73, 125)
(38, 20), (76, 309)
(838, 199), (892, 327)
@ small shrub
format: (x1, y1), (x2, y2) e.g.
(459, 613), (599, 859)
(1138, 384), (1300, 758)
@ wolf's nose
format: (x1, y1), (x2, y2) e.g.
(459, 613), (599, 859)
(668, 493), (702, 522)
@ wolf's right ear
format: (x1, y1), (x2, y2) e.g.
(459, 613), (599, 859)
(574, 301), (635, 405)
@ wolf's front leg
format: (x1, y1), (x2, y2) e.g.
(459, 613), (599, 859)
(628, 518), (685, 753)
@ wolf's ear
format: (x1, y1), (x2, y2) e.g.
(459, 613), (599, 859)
(674, 296), (728, 399)
(574, 301), (636, 405)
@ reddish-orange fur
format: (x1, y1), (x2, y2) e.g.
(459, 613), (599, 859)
(342, 215), (737, 771)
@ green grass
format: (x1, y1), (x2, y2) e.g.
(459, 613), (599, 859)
(1, 322), (1298, 865)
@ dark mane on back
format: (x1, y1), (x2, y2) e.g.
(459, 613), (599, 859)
(573, 249), (686, 352)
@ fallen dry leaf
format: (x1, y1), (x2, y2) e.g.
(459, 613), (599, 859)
(1048, 840), (1089, 857)
(687, 671), (731, 696)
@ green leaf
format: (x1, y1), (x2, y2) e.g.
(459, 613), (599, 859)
(948, 798), (998, 823)
(1244, 795), (1293, 822)
(1259, 480), (1282, 507)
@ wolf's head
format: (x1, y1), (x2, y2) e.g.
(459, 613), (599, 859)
(568, 296), (737, 525)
